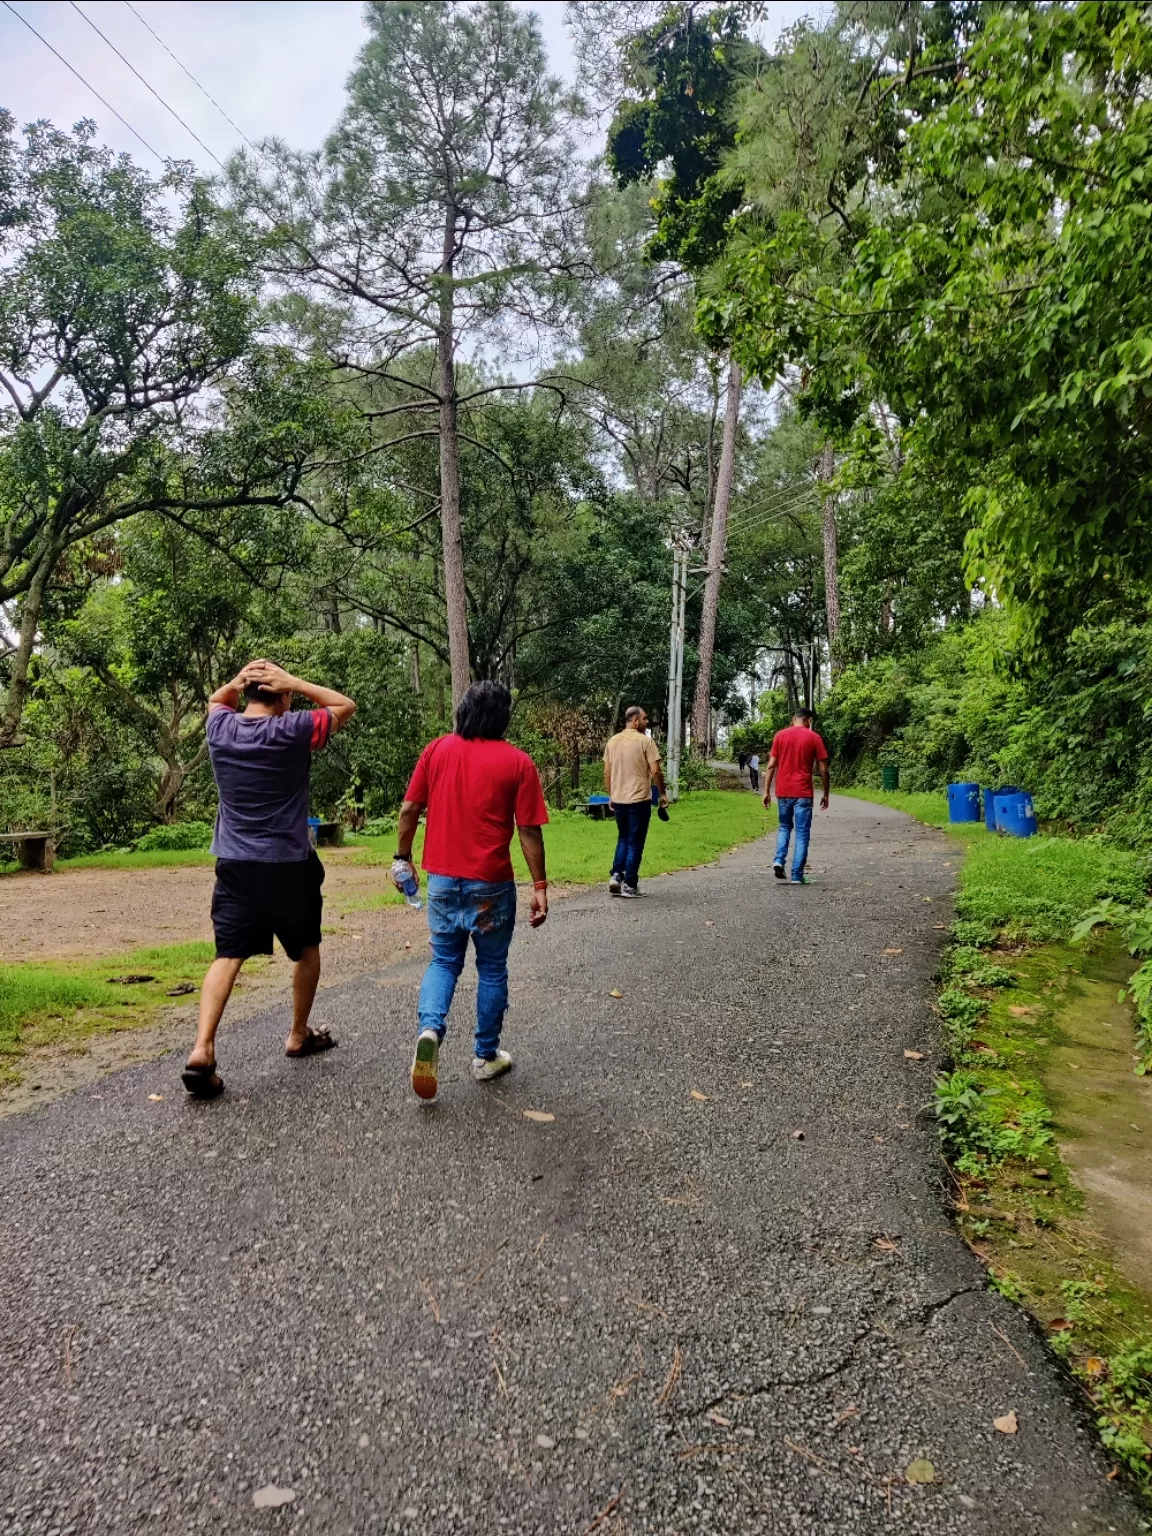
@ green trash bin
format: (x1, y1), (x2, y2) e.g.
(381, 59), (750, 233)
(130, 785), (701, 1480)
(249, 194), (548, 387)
(881, 764), (900, 791)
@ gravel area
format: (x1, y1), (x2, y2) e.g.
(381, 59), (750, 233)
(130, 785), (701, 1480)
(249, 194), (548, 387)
(0, 797), (1144, 1534)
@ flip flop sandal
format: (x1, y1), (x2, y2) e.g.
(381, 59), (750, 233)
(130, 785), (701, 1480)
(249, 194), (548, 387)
(285, 1028), (337, 1059)
(181, 1062), (224, 1099)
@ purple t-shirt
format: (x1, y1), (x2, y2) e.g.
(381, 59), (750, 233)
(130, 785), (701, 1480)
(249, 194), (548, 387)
(207, 706), (333, 862)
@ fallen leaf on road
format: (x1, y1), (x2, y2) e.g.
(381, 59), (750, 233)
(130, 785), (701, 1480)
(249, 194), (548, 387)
(253, 1486), (296, 1509)
(874, 1235), (900, 1253)
(740, 1080), (754, 1088)
(790, 1129), (805, 1141)
(708, 1411), (733, 1427)
(704, 920), (714, 927)
(1008, 1006), (1035, 1018)
(933, 923), (947, 930)
(690, 1089), (711, 1102)
(993, 1411), (1018, 1434)
(1033, 1167), (1050, 1179)
(147, 1094), (164, 1102)
(903, 1050), (927, 1061)
(1047, 1318), (1074, 1333)
(1084, 1356), (1106, 1378)
(883, 948), (904, 956)
(609, 988), (623, 999)
(535, 1434), (556, 1450)
(905, 1459), (936, 1484)
(523, 1110), (555, 1124)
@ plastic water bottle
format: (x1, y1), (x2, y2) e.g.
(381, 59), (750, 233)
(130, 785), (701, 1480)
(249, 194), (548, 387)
(390, 858), (423, 910)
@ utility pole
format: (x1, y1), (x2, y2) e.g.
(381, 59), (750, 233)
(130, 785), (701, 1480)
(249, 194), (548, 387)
(665, 540), (689, 801)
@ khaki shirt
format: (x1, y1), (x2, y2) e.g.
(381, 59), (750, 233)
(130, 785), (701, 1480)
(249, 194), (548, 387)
(604, 729), (661, 804)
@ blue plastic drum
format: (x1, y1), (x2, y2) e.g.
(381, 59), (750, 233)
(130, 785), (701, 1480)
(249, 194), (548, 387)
(947, 782), (982, 823)
(984, 785), (1018, 831)
(994, 791), (1037, 838)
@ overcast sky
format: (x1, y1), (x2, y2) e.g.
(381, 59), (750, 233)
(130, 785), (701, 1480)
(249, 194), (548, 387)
(1, 1), (829, 172)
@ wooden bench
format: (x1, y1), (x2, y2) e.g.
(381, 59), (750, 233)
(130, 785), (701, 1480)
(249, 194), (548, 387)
(0, 831), (56, 872)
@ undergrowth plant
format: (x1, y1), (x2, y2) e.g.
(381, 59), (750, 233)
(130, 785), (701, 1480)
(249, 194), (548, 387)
(1073, 900), (1152, 1073)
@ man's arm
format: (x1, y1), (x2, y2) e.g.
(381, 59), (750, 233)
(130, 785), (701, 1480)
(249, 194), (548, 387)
(762, 754), (778, 806)
(242, 659), (357, 729)
(207, 667), (252, 713)
(651, 760), (668, 806)
(395, 800), (422, 861)
(818, 758), (830, 811)
(517, 825), (548, 926)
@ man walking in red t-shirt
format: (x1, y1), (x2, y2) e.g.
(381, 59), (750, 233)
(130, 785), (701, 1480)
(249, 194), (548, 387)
(763, 707), (830, 885)
(393, 680), (549, 1101)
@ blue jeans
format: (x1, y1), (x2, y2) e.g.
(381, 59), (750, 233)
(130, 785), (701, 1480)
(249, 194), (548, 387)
(612, 800), (651, 887)
(417, 876), (517, 1059)
(775, 797), (813, 879)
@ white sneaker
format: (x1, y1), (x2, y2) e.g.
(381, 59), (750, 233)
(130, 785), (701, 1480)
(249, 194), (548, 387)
(411, 1029), (440, 1100)
(608, 873), (622, 895)
(620, 884), (643, 898)
(472, 1049), (513, 1082)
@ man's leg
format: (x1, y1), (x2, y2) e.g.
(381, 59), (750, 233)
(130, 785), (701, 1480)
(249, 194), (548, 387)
(286, 945), (321, 1053)
(417, 927), (468, 1038)
(611, 806), (629, 885)
(750, 767), (758, 791)
(187, 957), (244, 1068)
(774, 797), (795, 872)
(471, 884), (517, 1065)
(624, 801), (652, 889)
(792, 798), (814, 880)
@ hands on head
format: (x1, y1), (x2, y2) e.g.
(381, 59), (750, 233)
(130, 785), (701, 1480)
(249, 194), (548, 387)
(240, 659), (295, 694)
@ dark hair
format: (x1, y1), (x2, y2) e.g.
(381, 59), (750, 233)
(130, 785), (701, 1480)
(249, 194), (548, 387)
(624, 705), (645, 724)
(794, 707), (815, 721)
(455, 679), (512, 740)
(245, 685), (287, 708)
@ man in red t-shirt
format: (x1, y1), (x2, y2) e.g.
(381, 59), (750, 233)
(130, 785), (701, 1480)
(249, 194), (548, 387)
(393, 680), (549, 1101)
(763, 708), (830, 885)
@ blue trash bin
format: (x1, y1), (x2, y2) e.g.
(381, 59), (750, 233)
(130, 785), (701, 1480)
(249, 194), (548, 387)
(995, 791), (1037, 838)
(947, 782), (981, 823)
(307, 815), (321, 848)
(984, 786), (1018, 831)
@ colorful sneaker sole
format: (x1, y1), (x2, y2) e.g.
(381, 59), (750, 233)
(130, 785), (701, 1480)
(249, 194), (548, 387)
(411, 1033), (439, 1100)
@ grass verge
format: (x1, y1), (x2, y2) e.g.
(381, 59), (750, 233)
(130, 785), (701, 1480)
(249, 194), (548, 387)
(340, 790), (770, 907)
(849, 787), (1152, 1497)
(0, 942), (248, 1087)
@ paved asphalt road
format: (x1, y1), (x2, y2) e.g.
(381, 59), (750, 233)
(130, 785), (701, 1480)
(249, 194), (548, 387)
(1, 797), (1146, 1536)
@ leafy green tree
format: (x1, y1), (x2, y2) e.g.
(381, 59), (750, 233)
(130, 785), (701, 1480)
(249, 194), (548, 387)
(0, 116), (342, 747)
(237, 0), (585, 705)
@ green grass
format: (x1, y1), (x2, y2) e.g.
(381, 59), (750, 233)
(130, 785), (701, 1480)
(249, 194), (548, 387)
(841, 787), (1145, 942)
(57, 849), (217, 870)
(339, 791), (769, 905)
(0, 941), (220, 1085)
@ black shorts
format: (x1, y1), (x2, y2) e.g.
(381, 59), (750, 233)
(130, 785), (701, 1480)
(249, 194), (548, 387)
(211, 853), (325, 962)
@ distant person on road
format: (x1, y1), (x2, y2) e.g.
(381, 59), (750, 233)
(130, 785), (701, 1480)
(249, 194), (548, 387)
(737, 750), (748, 776)
(182, 660), (356, 1099)
(748, 751), (760, 792)
(604, 705), (668, 898)
(394, 680), (549, 1102)
(764, 708), (830, 885)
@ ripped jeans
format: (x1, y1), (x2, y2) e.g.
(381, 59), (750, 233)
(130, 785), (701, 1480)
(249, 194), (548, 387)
(417, 876), (517, 1059)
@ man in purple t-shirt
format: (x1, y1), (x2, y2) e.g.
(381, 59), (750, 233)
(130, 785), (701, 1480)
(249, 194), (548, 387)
(182, 660), (356, 1099)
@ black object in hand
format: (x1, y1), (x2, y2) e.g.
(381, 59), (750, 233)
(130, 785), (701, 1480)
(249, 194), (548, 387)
(657, 805), (670, 822)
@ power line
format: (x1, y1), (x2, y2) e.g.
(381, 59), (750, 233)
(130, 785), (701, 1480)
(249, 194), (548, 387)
(121, 0), (261, 157)
(1, 0), (164, 164)
(68, 0), (226, 170)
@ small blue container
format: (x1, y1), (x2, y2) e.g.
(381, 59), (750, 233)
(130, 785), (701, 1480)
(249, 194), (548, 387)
(984, 786), (1018, 831)
(947, 782), (981, 823)
(587, 794), (610, 805)
(995, 791), (1037, 838)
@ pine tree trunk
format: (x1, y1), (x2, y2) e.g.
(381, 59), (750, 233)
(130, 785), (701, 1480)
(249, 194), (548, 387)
(819, 438), (842, 680)
(438, 207), (471, 707)
(690, 356), (741, 755)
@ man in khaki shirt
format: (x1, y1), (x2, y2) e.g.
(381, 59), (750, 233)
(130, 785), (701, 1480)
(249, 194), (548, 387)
(603, 705), (668, 897)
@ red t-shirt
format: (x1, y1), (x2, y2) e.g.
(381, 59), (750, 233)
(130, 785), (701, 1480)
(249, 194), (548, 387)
(770, 726), (829, 799)
(404, 735), (549, 882)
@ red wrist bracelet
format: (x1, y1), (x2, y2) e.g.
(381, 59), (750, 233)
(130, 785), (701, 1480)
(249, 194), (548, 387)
(533, 880), (548, 890)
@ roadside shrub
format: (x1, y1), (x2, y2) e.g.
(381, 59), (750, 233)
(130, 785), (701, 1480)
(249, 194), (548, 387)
(134, 821), (213, 852)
